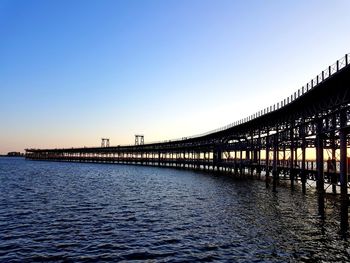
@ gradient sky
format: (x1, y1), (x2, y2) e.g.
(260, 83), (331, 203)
(1, 0), (350, 153)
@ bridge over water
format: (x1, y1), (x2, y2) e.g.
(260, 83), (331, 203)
(26, 53), (350, 235)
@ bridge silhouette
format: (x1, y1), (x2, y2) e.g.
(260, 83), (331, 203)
(26, 53), (350, 235)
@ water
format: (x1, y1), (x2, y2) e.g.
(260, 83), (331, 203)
(0, 157), (349, 262)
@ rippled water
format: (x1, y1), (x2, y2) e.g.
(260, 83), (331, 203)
(0, 157), (349, 262)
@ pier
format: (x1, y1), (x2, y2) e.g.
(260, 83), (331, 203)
(26, 54), (350, 235)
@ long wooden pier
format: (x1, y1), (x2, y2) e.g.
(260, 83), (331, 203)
(26, 53), (350, 235)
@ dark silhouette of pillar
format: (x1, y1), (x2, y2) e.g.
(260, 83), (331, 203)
(339, 110), (348, 236)
(273, 133), (278, 192)
(290, 125), (295, 190)
(301, 135), (307, 194)
(316, 118), (325, 219)
(331, 115), (337, 194)
(266, 130), (270, 188)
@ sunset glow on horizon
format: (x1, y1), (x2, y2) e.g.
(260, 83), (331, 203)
(1, 0), (350, 154)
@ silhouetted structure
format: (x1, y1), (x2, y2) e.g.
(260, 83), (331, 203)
(101, 138), (110, 147)
(135, 135), (144, 145)
(26, 54), (350, 235)
(7, 152), (23, 157)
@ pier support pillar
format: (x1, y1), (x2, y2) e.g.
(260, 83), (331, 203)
(273, 134), (278, 192)
(301, 136), (307, 194)
(266, 136), (270, 188)
(316, 119), (325, 219)
(257, 131), (261, 179)
(290, 126), (295, 191)
(331, 116), (337, 195)
(234, 150), (238, 175)
(253, 149), (258, 178)
(213, 148), (222, 172)
(246, 149), (250, 177)
(240, 149), (243, 176)
(339, 110), (348, 236)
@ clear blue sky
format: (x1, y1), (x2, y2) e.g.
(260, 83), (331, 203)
(1, 0), (350, 153)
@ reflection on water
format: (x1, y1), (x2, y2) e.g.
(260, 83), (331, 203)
(0, 157), (349, 262)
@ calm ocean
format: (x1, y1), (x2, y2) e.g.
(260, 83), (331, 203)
(0, 157), (349, 262)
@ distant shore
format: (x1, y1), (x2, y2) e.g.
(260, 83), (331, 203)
(0, 155), (24, 157)
(0, 153), (25, 157)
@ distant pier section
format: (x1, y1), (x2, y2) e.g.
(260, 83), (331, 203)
(1, 152), (24, 157)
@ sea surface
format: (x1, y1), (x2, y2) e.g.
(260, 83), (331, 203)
(0, 157), (349, 262)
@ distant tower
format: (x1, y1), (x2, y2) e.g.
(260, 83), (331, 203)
(135, 135), (144, 145)
(101, 138), (110, 147)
